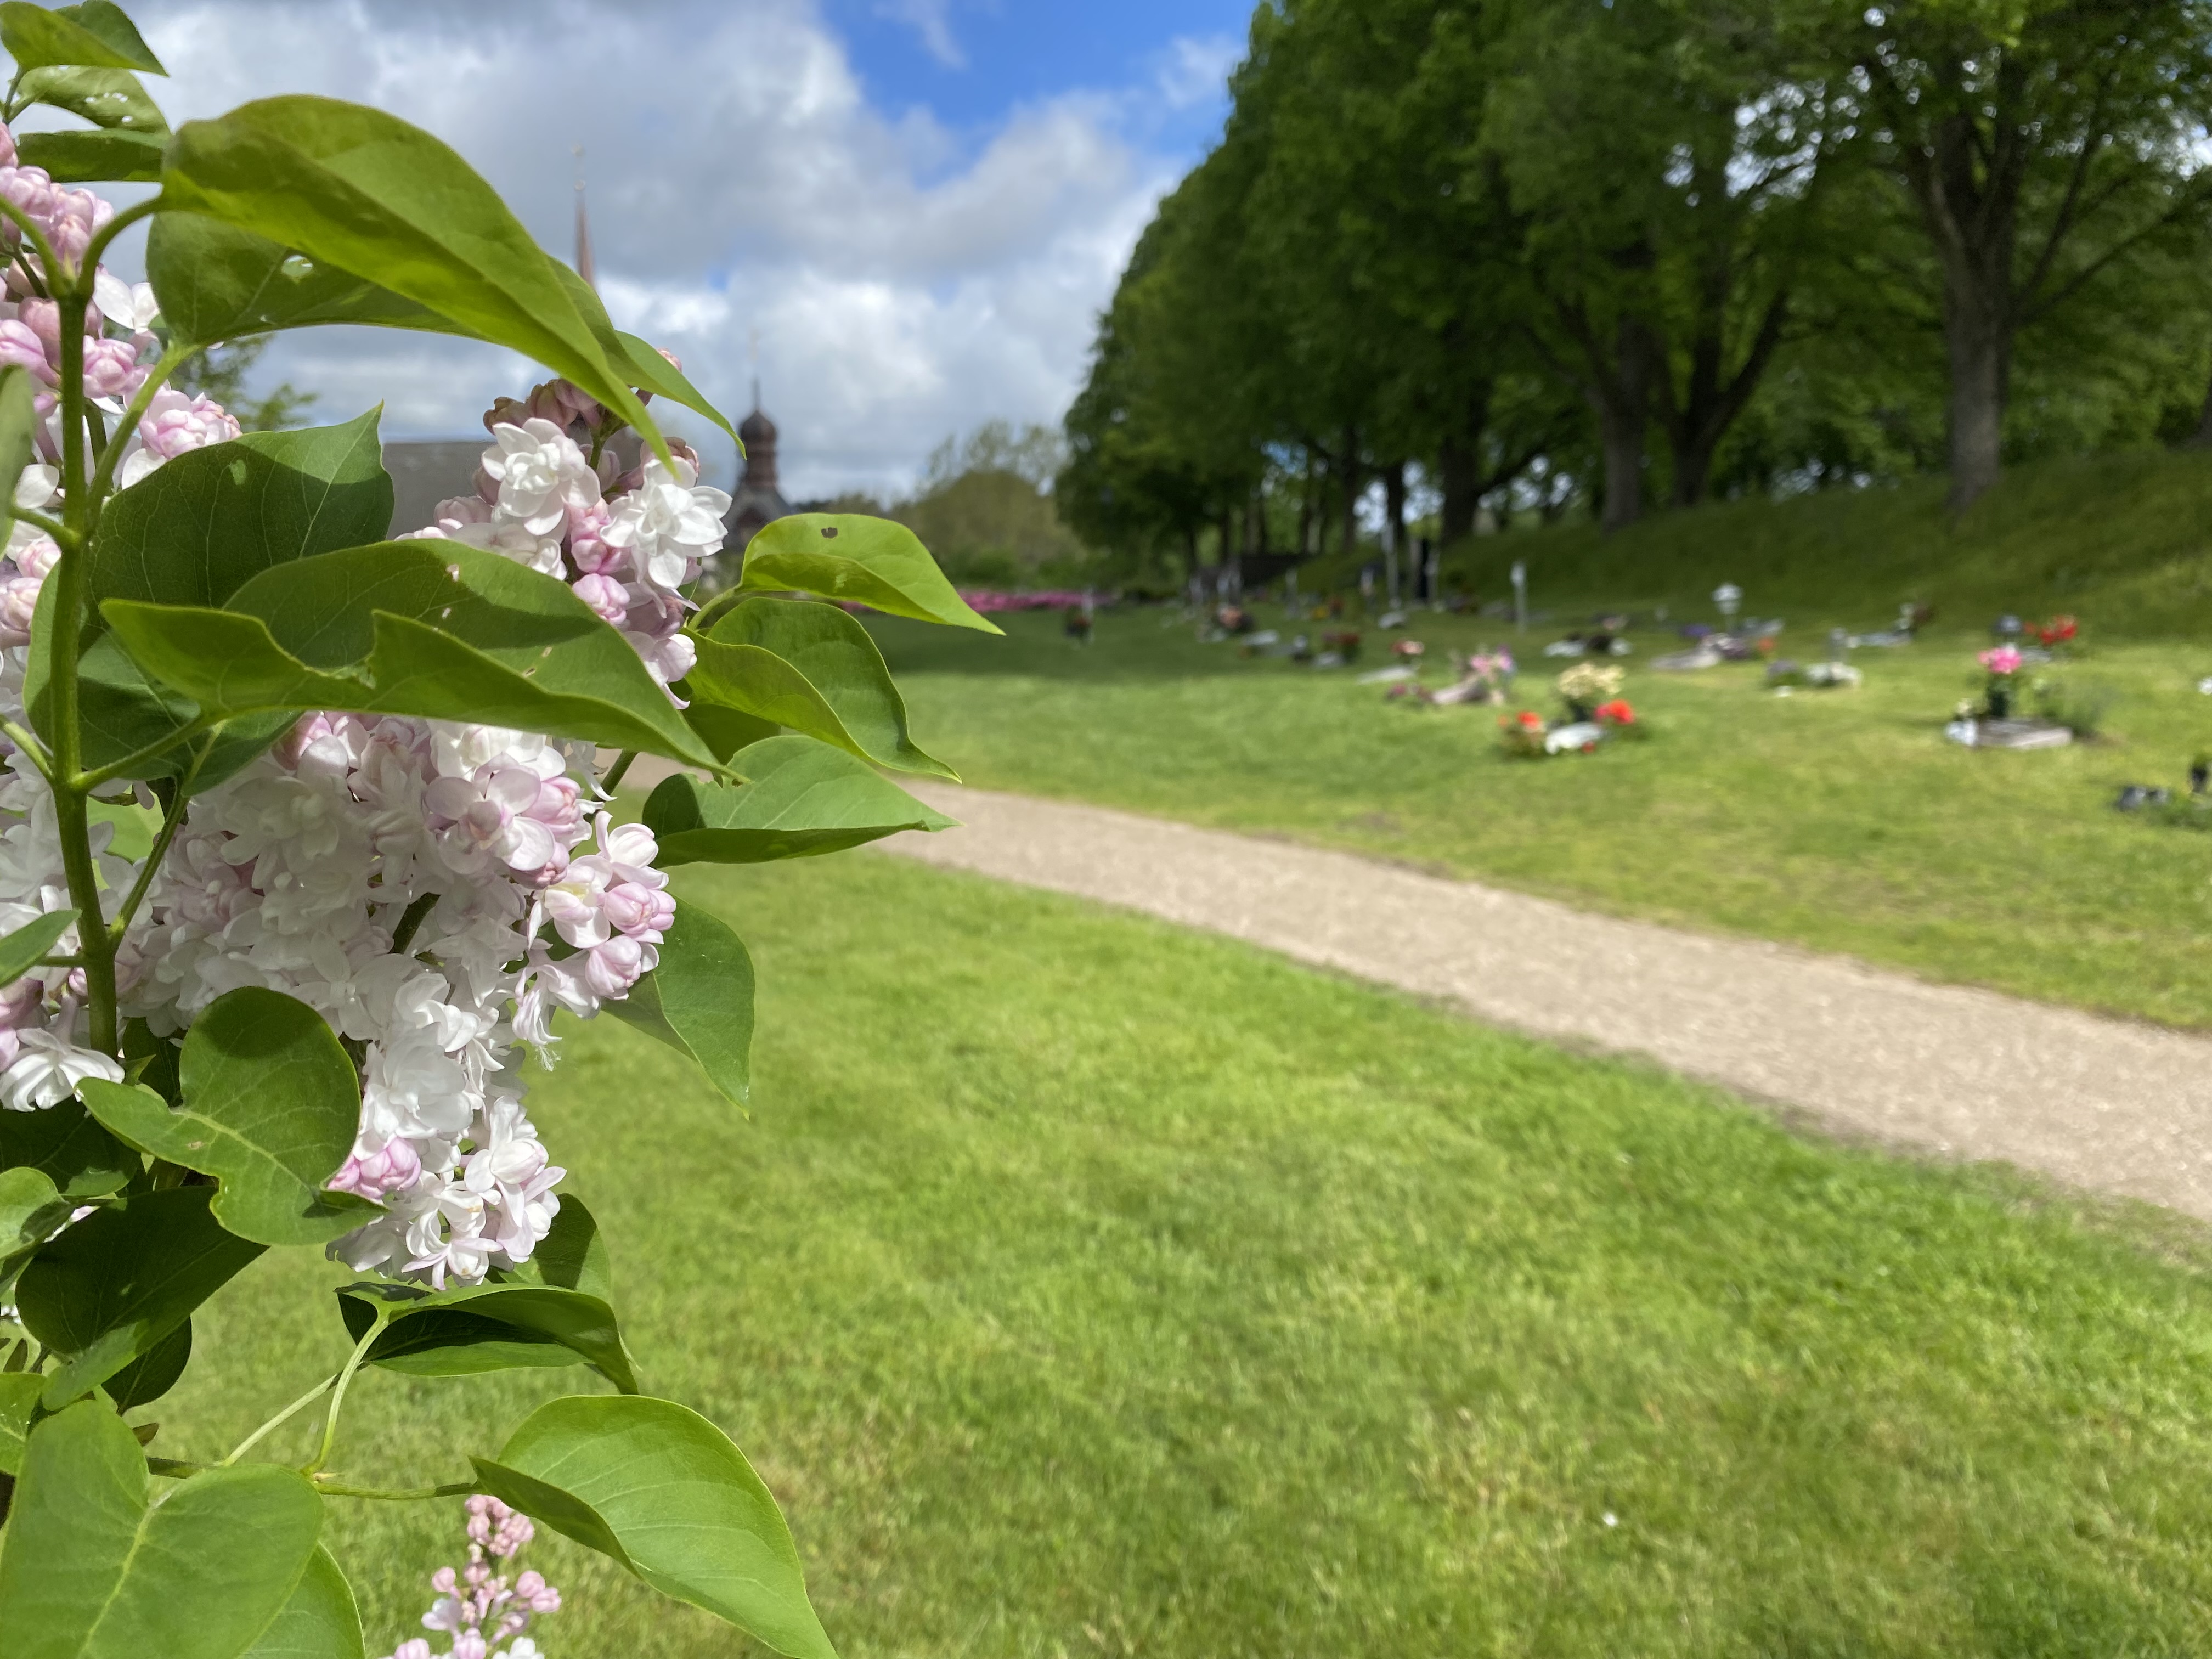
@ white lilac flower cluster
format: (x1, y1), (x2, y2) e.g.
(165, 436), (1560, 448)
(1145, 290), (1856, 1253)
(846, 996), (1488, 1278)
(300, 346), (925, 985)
(382, 1494), (561, 1659)
(0, 127), (732, 1286)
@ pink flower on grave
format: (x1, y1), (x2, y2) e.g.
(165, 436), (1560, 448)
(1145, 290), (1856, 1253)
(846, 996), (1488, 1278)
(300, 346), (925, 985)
(1979, 646), (2023, 676)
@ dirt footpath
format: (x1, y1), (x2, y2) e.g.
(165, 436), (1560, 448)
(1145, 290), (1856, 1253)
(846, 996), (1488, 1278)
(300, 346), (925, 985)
(875, 782), (2212, 1222)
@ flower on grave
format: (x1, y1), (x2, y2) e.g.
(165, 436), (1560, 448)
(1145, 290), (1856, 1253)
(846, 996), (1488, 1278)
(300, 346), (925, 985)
(1516, 709), (1544, 730)
(1555, 662), (1623, 706)
(1979, 646), (2023, 677)
(1391, 639), (1424, 659)
(1594, 699), (1635, 726)
(2034, 614), (2078, 648)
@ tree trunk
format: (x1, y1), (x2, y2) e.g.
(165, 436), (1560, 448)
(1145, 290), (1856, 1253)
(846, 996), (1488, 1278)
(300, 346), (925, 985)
(1339, 425), (1361, 562)
(1943, 301), (2007, 507)
(1383, 461), (1408, 606)
(1594, 322), (1652, 533)
(1438, 382), (1492, 547)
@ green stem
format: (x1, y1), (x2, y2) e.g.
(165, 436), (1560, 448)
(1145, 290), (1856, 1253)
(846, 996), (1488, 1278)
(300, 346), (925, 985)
(311, 1479), (478, 1502)
(77, 196), (159, 281)
(76, 717), (212, 794)
(302, 1310), (386, 1476)
(10, 507), (71, 546)
(222, 1372), (337, 1466)
(86, 341), (192, 506)
(0, 194), (64, 290)
(388, 890), (440, 956)
(2, 718), (52, 780)
(48, 282), (116, 1056)
(601, 749), (637, 791)
(106, 739), (209, 944)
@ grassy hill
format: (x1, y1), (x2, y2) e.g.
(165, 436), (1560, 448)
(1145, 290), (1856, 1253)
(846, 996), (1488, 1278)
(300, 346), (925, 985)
(1437, 448), (2212, 638)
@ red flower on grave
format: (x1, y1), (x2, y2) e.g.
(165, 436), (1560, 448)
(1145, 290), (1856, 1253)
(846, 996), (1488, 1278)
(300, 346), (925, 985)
(2035, 614), (2078, 646)
(1517, 709), (1544, 730)
(1594, 699), (1636, 725)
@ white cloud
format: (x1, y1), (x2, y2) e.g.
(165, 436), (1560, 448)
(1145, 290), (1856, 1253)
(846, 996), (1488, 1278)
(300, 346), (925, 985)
(1155, 33), (1242, 112)
(89, 0), (1206, 501)
(875, 0), (964, 70)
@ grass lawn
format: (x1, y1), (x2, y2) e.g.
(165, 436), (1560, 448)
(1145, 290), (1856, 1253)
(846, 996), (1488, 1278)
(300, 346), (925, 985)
(872, 603), (2212, 1028)
(160, 853), (2212, 1657)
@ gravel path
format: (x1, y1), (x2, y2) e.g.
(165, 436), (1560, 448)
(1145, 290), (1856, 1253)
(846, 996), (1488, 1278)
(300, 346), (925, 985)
(876, 781), (2212, 1222)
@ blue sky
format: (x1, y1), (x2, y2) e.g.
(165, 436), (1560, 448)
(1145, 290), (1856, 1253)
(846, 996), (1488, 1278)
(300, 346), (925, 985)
(830, 0), (1249, 160)
(105, 0), (1251, 502)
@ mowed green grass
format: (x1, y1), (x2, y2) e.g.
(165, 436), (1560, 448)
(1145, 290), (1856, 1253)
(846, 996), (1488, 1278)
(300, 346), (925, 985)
(161, 855), (2212, 1657)
(874, 605), (2212, 1026)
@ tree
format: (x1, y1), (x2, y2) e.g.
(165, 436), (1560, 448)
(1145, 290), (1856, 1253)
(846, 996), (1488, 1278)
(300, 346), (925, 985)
(1843, 0), (2212, 506)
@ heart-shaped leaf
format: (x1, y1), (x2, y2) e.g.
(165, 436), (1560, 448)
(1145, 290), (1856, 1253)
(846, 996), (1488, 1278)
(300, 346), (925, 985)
(336, 1278), (637, 1393)
(146, 215), (469, 349)
(522, 1193), (613, 1301)
(14, 125), (162, 180)
(602, 899), (753, 1107)
(0, 1165), (69, 1286)
(679, 702), (779, 765)
(159, 97), (668, 457)
(644, 737), (955, 866)
(0, 1402), (321, 1659)
(102, 541), (718, 769)
(91, 411), (395, 610)
(15, 1186), (265, 1407)
(0, 907), (76, 989)
(0, 1099), (136, 1198)
(470, 1395), (835, 1659)
(100, 1316), (190, 1410)
(80, 987), (371, 1247)
(0, 1), (162, 72)
(14, 63), (163, 131)
(687, 599), (952, 778)
(238, 1547), (363, 1659)
(0, 1370), (34, 1475)
(710, 513), (997, 634)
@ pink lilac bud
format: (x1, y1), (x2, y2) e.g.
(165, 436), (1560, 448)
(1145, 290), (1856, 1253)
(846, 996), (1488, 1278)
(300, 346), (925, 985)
(13, 534), (59, 579)
(0, 166), (55, 244)
(0, 319), (52, 385)
(0, 124), (16, 169)
(571, 571), (627, 623)
(138, 388), (240, 459)
(328, 1136), (422, 1199)
(482, 395), (531, 435)
(0, 574), (41, 645)
(567, 499), (620, 575)
(527, 377), (599, 433)
(584, 935), (648, 997)
(81, 335), (143, 401)
(600, 881), (674, 940)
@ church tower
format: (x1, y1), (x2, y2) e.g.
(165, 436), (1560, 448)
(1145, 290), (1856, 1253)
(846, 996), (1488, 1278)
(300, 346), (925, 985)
(724, 379), (793, 554)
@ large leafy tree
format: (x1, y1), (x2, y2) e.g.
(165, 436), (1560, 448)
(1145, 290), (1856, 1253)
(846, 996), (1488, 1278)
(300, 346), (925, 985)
(1838, 0), (2212, 506)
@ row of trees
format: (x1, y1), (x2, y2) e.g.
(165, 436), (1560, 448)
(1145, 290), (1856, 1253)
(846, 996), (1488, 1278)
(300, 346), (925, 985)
(1059, 0), (2212, 572)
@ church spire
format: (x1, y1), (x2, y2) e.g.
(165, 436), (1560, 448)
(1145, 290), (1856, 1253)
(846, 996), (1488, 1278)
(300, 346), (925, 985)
(572, 145), (596, 290)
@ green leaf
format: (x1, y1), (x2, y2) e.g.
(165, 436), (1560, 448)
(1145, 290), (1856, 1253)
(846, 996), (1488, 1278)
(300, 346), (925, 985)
(471, 1395), (836, 1659)
(603, 899), (754, 1107)
(15, 1186), (265, 1408)
(689, 597), (952, 778)
(619, 331), (738, 447)
(91, 411), (395, 610)
(0, 361), (38, 538)
(146, 215), (469, 350)
(12, 125), (161, 182)
(0, 1164), (69, 1285)
(238, 1547), (363, 1659)
(644, 737), (955, 866)
(0, 1100), (136, 1197)
(159, 97), (669, 458)
(336, 1278), (637, 1393)
(1, 1), (161, 72)
(0, 1402), (321, 1659)
(522, 1192), (613, 1301)
(3, 0), (161, 71)
(103, 541), (718, 769)
(100, 1315), (188, 1410)
(14, 63), (163, 132)
(712, 513), (999, 634)
(0, 907), (75, 988)
(680, 702), (780, 766)
(79, 988), (371, 1248)
(0, 1370), (34, 1475)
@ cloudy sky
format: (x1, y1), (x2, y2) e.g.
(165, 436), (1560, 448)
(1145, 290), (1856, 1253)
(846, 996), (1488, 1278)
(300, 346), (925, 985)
(90, 0), (1249, 499)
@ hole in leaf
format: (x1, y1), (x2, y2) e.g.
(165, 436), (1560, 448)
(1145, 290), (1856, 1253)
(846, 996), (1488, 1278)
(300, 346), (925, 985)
(820, 527), (839, 539)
